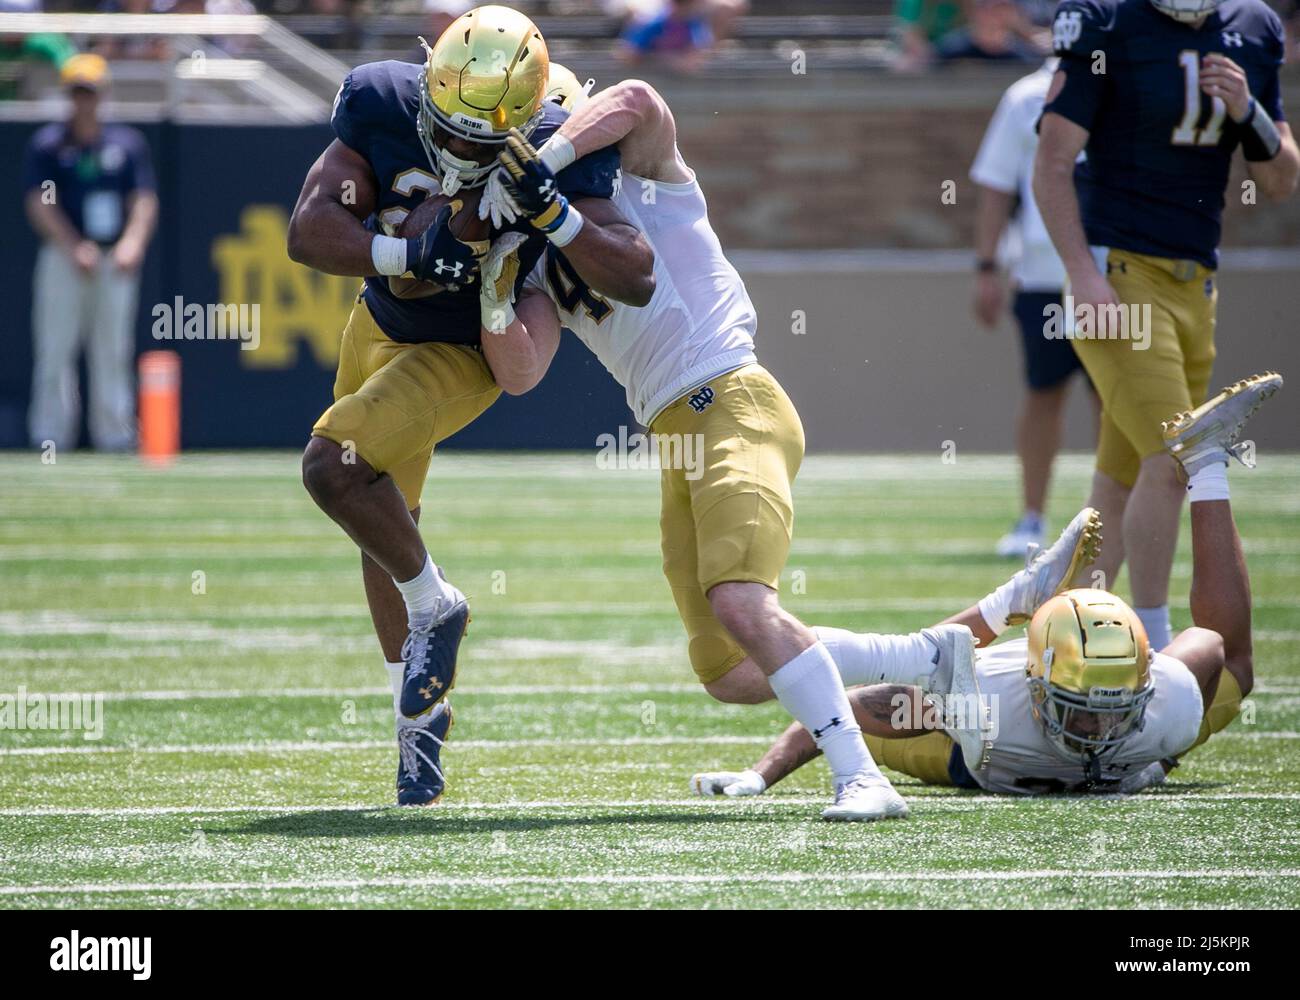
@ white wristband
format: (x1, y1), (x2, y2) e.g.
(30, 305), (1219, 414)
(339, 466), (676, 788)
(539, 134), (576, 174)
(371, 234), (408, 276)
(547, 206), (584, 248)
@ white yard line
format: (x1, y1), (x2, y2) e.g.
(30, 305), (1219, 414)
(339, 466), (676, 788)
(0, 735), (773, 757)
(5, 868), (1298, 898)
(5, 728), (1298, 758)
(3, 792), (1299, 818)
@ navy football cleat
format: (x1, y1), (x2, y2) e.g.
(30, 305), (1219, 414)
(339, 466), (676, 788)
(399, 600), (469, 719)
(396, 702), (453, 806)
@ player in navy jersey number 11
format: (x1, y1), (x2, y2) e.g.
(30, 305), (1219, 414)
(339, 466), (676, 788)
(1033, 0), (1298, 652)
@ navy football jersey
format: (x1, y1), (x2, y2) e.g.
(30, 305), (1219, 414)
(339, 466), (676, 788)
(330, 60), (621, 345)
(1044, 0), (1286, 268)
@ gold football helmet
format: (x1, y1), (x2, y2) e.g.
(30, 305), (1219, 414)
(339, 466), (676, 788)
(1026, 589), (1155, 761)
(544, 62), (595, 112)
(417, 4), (549, 193)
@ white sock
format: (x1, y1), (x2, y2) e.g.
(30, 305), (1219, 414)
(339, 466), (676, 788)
(977, 584), (1015, 638)
(393, 553), (458, 629)
(1187, 463), (1230, 504)
(1134, 605), (1171, 651)
(767, 642), (884, 785)
(814, 626), (938, 687)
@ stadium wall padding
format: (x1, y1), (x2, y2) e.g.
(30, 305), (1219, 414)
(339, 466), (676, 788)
(0, 121), (633, 451)
(2, 122), (1297, 453)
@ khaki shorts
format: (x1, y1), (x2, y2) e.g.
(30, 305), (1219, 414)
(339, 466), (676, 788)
(651, 364), (805, 685)
(1072, 248), (1217, 488)
(312, 297), (500, 508)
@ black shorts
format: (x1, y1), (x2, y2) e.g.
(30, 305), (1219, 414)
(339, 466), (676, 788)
(1013, 289), (1087, 390)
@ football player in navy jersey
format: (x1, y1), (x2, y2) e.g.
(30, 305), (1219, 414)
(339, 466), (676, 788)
(286, 5), (654, 806)
(1034, 0), (1298, 651)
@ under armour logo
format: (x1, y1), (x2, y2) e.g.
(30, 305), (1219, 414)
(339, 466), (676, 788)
(419, 678), (445, 700)
(812, 717), (842, 740)
(687, 386), (715, 413)
(539, 178), (556, 202)
(1222, 30), (1243, 47)
(433, 259), (464, 277)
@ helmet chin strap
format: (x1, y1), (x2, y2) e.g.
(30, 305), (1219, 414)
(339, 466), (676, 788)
(437, 149), (481, 196)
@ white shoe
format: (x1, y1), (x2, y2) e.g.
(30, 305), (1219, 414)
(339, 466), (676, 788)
(921, 624), (991, 773)
(995, 515), (1044, 559)
(821, 776), (910, 822)
(1002, 506), (1103, 627)
(1162, 371), (1284, 477)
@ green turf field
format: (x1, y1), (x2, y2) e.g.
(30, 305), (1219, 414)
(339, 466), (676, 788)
(1, 451), (1298, 908)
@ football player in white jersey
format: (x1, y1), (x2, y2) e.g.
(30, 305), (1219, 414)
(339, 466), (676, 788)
(470, 73), (1016, 821)
(690, 375), (1281, 796)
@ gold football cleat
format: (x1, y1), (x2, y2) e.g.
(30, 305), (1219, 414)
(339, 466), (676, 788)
(1162, 371), (1284, 477)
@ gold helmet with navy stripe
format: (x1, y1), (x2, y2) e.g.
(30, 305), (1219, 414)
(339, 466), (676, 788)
(1026, 589), (1155, 761)
(545, 62), (595, 112)
(417, 4), (549, 193)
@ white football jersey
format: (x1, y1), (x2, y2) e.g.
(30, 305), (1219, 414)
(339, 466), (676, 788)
(964, 636), (1204, 795)
(523, 165), (757, 426)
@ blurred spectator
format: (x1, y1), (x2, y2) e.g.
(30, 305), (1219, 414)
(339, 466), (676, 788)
(969, 58), (1098, 556)
(22, 54), (159, 452)
(617, 0), (747, 73)
(1, 1), (77, 101)
(94, 0), (171, 61)
(935, 0), (1042, 63)
(404, 0), (471, 61)
(891, 0), (963, 72)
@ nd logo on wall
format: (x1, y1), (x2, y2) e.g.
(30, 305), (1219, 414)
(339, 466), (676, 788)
(212, 205), (357, 369)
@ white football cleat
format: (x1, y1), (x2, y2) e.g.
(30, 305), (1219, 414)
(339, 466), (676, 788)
(921, 624), (991, 773)
(995, 514), (1045, 559)
(1162, 371), (1284, 477)
(1001, 506), (1103, 627)
(821, 776), (910, 822)
(690, 770), (767, 797)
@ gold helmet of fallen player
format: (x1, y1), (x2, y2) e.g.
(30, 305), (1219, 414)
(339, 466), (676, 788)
(545, 62), (595, 112)
(417, 4), (549, 194)
(1026, 589), (1155, 760)
(1148, 0), (1227, 24)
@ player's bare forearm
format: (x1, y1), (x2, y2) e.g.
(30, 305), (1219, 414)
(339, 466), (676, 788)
(555, 79), (685, 182)
(1245, 122), (1300, 202)
(751, 685), (922, 789)
(1033, 109), (1098, 282)
(287, 140), (380, 275)
(480, 289), (563, 395)
(559, 197), (656, 306)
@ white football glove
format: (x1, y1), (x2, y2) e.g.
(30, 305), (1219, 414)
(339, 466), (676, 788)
(478, 230), (528, 333)
(690, 769), (767, 797)
(478, 166), (522, 228)
(1117, 760), (1168, 795)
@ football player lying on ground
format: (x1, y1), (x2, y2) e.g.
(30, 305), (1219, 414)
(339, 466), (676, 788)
(691, 375), (1281, 796)
(467, 74), (1041, 821)
(286, 6), (654, 806)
